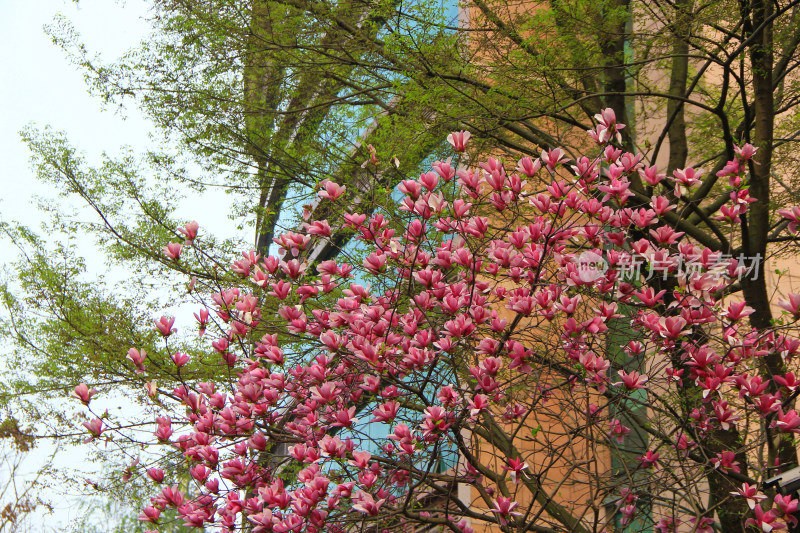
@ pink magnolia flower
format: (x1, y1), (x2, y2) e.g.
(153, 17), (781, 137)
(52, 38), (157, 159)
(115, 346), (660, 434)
(637, 450), (660, 469)
(71, 383), (97, 404)
(716, 158), (743, 179)
(516, 156), (540, 177)
(349, 450), (371, 469)
(360, 143), (378, 167)
(715, 204), (743, 223)
(420, 405), (452, 438)
(597, 177), (634, 204)
(318, 179), (346, 200)
(147, 467), (165, 483)
(419, 171), (439, 191)
(467, 394), (489, 417)
(121, 457), (138, 482)
(711, 450), (741, 473)
(725, 301), (755, 321)
(154, 416), (173, 442)
(74, 118), (800, 533)
(154, 316), (176, 337)
(732, 189), (758, 210)
(689, 516), (715, 533)
(447, 130), (471, 152)
(362, 252), (387, 273)
(194, 308), (209, 337)
(651, 195), (675, 215)
(456, 519), (476, 533)
(160, 485), (184, 507)
(773, 409), (800, 433)
(502, 457), (529, 484)
(595, 108), (625, 133)
(639, 165), (665, 186)
(490, 496), (521, 525)
(609, 419), (630, 444)
(616, 369), (648, 390)
(163, 242), (182, 261)
(774, 372), (800, 392)
(330, 407), (358, 428)
(778, 293), (800, 317)
(655, 517), (680, 533)
(735, 142), (758, 160)
(189, 464), (210, 482)
(660, 316), (687, 339)
(127, 348), (146, 372)
(171, 352), (190, 367)
(774, 494), (799, 528)
(138, 506), (161, 524)
(302, 220), (331, 237)
(82, 418), (104, 442)
(649, 226), (684, 245)
(588, 124), (613, 144)
(731, 483), (767, 510)
(351, 491), (385, 516)
(745, 504), (781, 532)
(371, 401), (400, 423)
(672, 167), (703, 187)
(432, 158), (455, 181)
(177, 221), (199, 244)
(634, 287), (667, 307)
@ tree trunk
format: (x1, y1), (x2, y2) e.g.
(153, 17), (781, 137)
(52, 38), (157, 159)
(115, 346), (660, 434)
(666, 0), (692, 174)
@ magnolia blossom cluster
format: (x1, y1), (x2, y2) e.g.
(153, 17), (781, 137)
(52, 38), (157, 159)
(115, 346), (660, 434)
(76, 111), (800, 532)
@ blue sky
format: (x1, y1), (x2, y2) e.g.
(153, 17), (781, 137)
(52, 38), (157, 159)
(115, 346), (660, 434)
(1, 0), (153, 259)
(1, 1), (153, 529)
(0, 0), (464, 529)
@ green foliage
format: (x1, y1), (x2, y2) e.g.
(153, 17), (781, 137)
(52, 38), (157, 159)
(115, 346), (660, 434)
(7, 0), (800, 529)
(70, 464), (188, 533)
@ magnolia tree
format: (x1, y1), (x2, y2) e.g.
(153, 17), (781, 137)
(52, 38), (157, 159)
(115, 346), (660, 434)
(76, 111), (800, 532)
